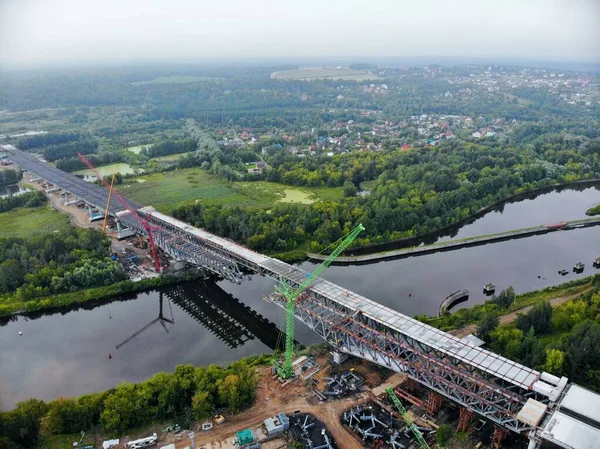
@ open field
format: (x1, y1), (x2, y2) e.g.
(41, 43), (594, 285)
(154, 152), (188, 162)
(0, 206), (71, 238)
(120, 169), (343, 212)
(271, 68), (380, 81)
(124, 144), (150, 154)
(131, 75), (221, 85)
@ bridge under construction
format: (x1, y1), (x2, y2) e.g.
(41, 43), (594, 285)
(3, 143), (600, 449)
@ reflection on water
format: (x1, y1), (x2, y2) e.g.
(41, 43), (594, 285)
(0, 185), (599, 408)
(0, 184), (30, 199)
(349, 183), (600, 255)
(0, 279), (291, 409)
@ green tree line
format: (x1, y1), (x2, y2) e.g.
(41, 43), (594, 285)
(0, 359), (265, 448)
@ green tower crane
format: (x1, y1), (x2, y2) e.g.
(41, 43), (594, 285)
(386, 387), (431, 449)
(273, 223), (364, 379)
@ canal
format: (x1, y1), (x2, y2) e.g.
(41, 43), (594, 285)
(0, 185), (599, 409)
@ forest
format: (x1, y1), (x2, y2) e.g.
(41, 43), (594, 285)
(0, 358), (264, 449)
(172, 135), (600, 254)
(420, 277), (600, 393)
(0, 227), (126, 301)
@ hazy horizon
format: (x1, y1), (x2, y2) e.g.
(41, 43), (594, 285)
(1, 0), (599, 69)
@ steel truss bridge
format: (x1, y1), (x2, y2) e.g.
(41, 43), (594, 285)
(4, 144), (600, 449)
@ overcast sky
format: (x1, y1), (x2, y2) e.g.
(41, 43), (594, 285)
(1, 0), (599, 68)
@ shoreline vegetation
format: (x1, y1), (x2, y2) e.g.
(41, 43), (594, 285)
(0, 271), (204, 317)
(1, 276), (597, 449)
(333, 178), (600, 258)
(587, 204), (600, 216)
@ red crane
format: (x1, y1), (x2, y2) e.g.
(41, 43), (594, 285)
(76, 153), (162, 272)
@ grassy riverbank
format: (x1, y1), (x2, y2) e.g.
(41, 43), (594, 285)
(0, 272), (200, 317)
(587, 204), (600, 216)
(418, 275), (599, 331)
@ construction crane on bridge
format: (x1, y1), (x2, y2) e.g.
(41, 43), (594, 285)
(273, 223), (364, 379)
(102, 170), (118, 235)
(386, 388), (431, 449)
(76, 152), (162, 272)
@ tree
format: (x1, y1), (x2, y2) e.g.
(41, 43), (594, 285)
(436, 424), (453, 448)
(191, 391), (212, 420)
(100, 383), (148, 433)
(516, 301), (552, 334)
(218, 374), (241, 413)
(476, 312), (499, 342)
(343, 181), (357, 197)
(2, 399), (49, 448)
(543, 349), (566, 375)
(490, 287), (516, 309)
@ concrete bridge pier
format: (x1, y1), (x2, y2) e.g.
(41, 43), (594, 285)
(116, 219), (135, 239)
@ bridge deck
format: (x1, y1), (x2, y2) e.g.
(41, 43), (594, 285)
(150, 209), (541, 390)
(2, 145), (141, 214)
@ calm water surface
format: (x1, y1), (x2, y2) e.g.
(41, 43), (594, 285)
(1, 186), (599, 408)
(0, 184), (30, 198)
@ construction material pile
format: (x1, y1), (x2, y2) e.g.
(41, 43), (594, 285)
(342, 403), (434, 449)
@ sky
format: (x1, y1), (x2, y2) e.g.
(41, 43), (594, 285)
(0, 0), (599, 68)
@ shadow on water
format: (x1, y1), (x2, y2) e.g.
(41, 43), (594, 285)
(1, 278), (289, 352)
(164, 280), (291, 351)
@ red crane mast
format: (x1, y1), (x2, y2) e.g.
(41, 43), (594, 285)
(76, 152), (162, 272)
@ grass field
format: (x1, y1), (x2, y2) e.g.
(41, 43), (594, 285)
(0, 206), (71, 238)
(120, 169), (343, 212)
(131, 75), (221, 85)
(271, 68), (380, 81)
(155, 152), (188, 162)
(125, 144), (150, 154)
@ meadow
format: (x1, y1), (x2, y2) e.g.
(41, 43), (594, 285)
(0, 206), (71, 238)
(120, 168), (343, 212)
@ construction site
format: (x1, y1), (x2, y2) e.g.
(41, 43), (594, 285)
(4, 144), (600, 449)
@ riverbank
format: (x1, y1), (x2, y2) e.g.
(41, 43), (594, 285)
(418, 274), (599, 332)
(307, 216), (600, 264)
(331, 178), (600, 258)
(0, 270), (205, 317)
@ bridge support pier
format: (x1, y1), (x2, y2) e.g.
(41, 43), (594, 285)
(116, 219), (135, 239)
(426, 391), (443, 416)
(526, 435), (541, 449)
(492, 426), (509, 449)
(457, 407), (475, 432)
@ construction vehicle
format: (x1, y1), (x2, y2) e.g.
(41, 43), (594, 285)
(213, 414), (226, 425)
(77, 152), (162, 272)
(386, 388), (431, 449)
(273, 223), (364, 379)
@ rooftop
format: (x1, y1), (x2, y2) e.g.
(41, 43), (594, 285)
(540, 411), (600, 449)
(559, 384), (600, 426)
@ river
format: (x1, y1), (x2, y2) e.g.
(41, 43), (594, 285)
(0, 184), (30, 198)
(0, 186), (599, 409)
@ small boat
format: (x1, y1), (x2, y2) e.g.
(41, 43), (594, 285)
(593, 258), (600, 268)
(483, 283), (496, 295)
(573, 262), (585, 272)
(558, 269), (569, 276)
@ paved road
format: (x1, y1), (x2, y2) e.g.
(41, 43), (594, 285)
(2, 145), (142, 215)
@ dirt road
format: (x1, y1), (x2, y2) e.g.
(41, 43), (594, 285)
(167, 368), (367, 449)
(450, 288), (593, 338)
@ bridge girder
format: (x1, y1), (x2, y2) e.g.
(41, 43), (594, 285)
(266, 289), (537, 433)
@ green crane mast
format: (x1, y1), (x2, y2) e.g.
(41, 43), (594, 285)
(386, 388), (431, 449)
(274, 223), (365, 379)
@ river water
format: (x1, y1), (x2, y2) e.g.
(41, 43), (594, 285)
(0, 184), (30, 198)
(1, 186), (599, 409)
